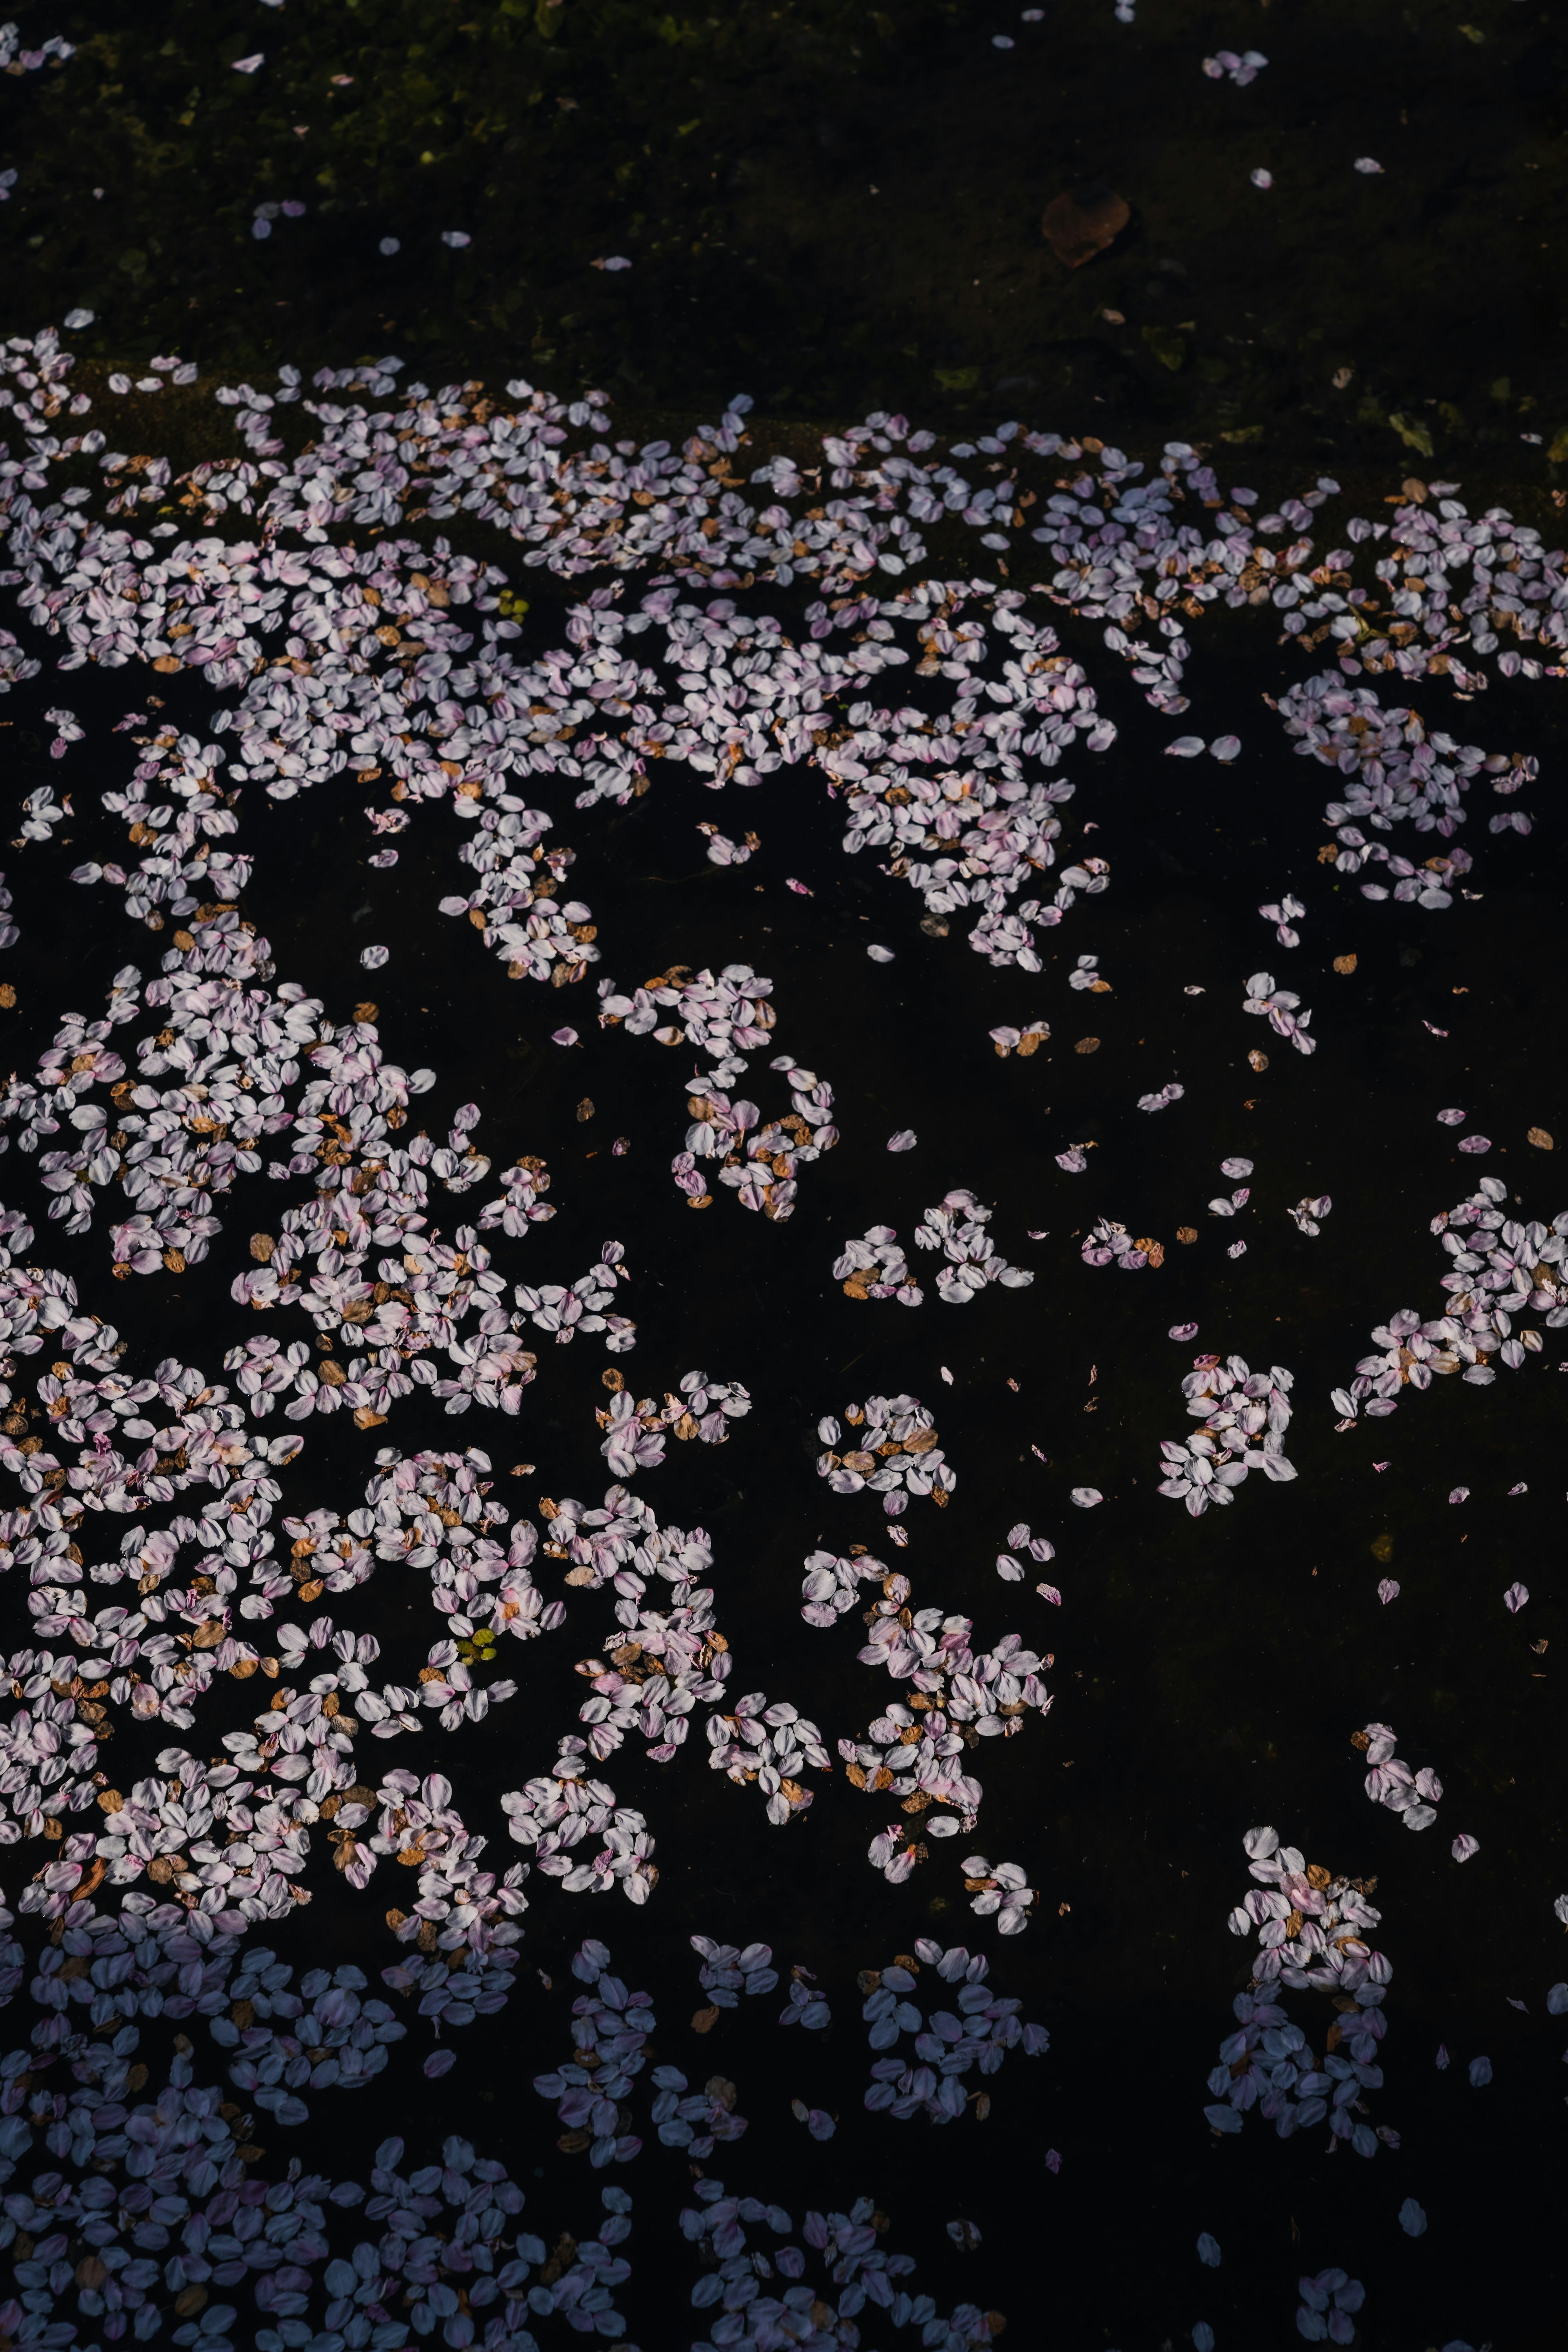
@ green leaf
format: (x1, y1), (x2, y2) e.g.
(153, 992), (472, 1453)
(933, 366), (978, 392)
(1141, 325), (1187, 373)
(1388, 410), (1435, 458)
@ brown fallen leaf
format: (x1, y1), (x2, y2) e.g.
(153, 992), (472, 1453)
(1074, 1036), (1100, 1054)
(1333, 954), (1358, 974)
(1528, 1127), (1554, 1150)
(1043, 180), (1131, 268)
(1176, 1226), (1198, 1244)
(691, 2005), (721, 2034)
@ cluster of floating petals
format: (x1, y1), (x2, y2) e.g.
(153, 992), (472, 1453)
(911, 1191), (1035, 1303)
(833, 1227), (924, 1305)
(1081, 1218), (1163, 1269)
(1332, 1178), (1564, 1420)
(1287, 1195), (1332, 1236)
(1202, 45), (1268, 81)
(1278, 668), (1546, 903)
(1259, 893), (1305, 947)
(1209, 1827), (1392, 2152)
(1158, 1356), (1296, 1515)
(706, 1696), (830, 1826)
(817, 1397), (956, 1514)
(1243, 972), (1316, 1055)
(595, 1365), (749, 1476)
(1296, 2272), (1367, 2343)
(958, 1858), (1038, 1936)
(862, 1946), (1048, 2123)
(1354, 1720), (1442, 1831)
(681, 2174), (1002, 2351)
(673, 1059), (838, 1223)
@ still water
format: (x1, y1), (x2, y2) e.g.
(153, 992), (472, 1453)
(1, 8), (1565, 2352)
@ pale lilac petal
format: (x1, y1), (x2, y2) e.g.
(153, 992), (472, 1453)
(886, 1129), (917, 1152)
(1166, 735), (1206, 757)
(1210, 735), (1242, 759)
(424, 2049), (457, 2078)
(1450, 1834), (1479, 1864)
(1070, 1486), (1102, 1508)
(1377, 1579), (1399, 1605)
(1448, 1486), (1469, 1505)
(1436, 1107), (1467, 1126)
(551, 1027), (579, 1046)
(866, 944), (895, 963)
(1504, 1582), (1529, 1613)
(1169, 1322), (1199, 1340)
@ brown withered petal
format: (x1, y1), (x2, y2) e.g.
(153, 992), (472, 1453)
(1176, 1226), (1198, 1244)
(691, 2005), (720, 2034)
(1333, 954), (1358, 974)
(1528, 1127), (1554, 1149)
(1043, 180), (1131, 267)
(1074, 1036), (1100, 1054)
(249, 1233), (275, 1262)
(575, 1097), (595, 1121)
(1247, 1049), (1270, 1071)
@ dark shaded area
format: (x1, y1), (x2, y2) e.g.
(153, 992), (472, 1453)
(0, 0), (1564, 468)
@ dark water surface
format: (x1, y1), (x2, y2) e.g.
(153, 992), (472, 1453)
(1, 6), (1566, 2352)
